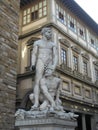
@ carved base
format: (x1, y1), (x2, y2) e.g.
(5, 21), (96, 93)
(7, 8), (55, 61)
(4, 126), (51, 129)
(15, 117), (77, 130)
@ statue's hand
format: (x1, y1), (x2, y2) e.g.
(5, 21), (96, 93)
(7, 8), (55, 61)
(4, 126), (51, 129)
(48, 65), (55, 71)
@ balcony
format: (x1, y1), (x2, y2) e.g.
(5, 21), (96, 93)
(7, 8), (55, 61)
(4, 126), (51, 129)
(83, 75), (92, 83)
(60, 64), (73, 75)
(73, 70), (83, 80)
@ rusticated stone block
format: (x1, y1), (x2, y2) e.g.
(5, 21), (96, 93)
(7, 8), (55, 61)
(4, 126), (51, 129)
(0, 0), (20, 130)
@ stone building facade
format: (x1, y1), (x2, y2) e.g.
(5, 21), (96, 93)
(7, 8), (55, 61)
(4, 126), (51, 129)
(0, 0), (19, 130)
(17, 0), (98, 130)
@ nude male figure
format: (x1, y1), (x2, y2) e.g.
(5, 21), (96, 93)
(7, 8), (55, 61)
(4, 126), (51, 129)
(39, 71), (63, 111)
(31, 27), (58, 109)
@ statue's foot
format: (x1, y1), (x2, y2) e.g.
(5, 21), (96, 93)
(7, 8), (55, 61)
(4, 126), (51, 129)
(31, 104), (39, 110)
(51, 103), (56, 110)
(49, 107), (55, 113)
(40, 100), (48, 111)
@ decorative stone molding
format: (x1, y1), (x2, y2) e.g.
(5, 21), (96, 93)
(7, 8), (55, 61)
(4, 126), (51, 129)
(93, 61), (98, 66)
(74, 85), (82, 96)
(83, 75), (92, 83)
(95, 80), (98, 87)
(73, 70), (83, 79)
(71, 45), (81, 54)
(60, 64), (72, 74)
(81, 53), (89, 59)
(59, 39), (70, 47)
(15, 117), (78, 130)
(26, 37), (39, 46)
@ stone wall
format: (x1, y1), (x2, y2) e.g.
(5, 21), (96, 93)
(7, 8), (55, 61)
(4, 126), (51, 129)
(0, 0), (20, 130)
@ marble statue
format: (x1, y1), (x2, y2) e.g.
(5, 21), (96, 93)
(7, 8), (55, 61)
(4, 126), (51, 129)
(29, 72), (63, 112)
(15, 27), (78, 121)
(31, 27), (58, 109)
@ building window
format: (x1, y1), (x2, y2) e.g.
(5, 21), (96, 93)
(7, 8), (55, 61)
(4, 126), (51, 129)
(78, 23), (85, 40)
(25, 38), (39, 71)
(70, 21), (74, 29)
(95, 69), (98, 81)
(83, 61), (88, 75)
(59, 12), (64, 21)
(89, 33), (97, 49)
(23, 8), (31, 25)
(68, 15), (76, 32)
(90, 38), (95, 48)
(27, 43), (33, 68)
(23, 0), (47, 25)
(56, 3), (66, 24)
(73, 56), (78, 71)
(79, 29), (84, 36)
(29, 48), (33, 66)
(31, 10), (38, 21)
(61, 48), (67, 64)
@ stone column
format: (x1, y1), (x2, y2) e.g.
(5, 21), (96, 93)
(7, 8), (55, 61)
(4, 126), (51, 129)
(0, 0), (20, 130)
(82, 114), (86, 130)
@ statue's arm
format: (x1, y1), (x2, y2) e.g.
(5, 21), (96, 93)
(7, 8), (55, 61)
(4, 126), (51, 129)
(31, 42), (38, 69)
(55, 79), (62, 101)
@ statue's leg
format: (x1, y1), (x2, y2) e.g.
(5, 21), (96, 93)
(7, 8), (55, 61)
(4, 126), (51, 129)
(39, 100), (49, 110)
(29, 93), (34, 104)
(40, 78), (55, 108)
(32, 59), (44, 109)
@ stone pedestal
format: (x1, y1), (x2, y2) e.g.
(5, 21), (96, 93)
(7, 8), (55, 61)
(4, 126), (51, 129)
(15, 117), (77, 130)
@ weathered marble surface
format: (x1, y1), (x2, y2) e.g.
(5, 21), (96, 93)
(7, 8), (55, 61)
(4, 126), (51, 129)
(15, 116), (77, 130)
(31, 27), (58, 110)
(15, 28), (78, 130)
(15, 108), (78, 120)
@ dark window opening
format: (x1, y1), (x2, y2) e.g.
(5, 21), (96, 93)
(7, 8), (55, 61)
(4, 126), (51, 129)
(75, 113), (82, 130)
(85, 115), (91, 130)
(91, 39), (94, 45)
(70, 21), (74, 29)
(31, 10), (38, 21)
(79, 29), (84, 36)
(59, 12), (64, 21)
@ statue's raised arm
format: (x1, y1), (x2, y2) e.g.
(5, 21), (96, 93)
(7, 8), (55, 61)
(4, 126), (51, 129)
(31, 41), (38, 70)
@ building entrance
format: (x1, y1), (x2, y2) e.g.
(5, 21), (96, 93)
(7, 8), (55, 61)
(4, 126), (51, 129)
(75, 113), (92, 130)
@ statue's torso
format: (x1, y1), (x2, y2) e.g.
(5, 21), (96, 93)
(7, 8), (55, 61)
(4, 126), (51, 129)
(35, 40), (56, 64)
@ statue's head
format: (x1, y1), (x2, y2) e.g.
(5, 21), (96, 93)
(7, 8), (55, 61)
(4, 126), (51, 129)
(41, 27), (52, 40)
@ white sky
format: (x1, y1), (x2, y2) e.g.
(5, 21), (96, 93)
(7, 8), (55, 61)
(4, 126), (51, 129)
(74, 0), (98, 24)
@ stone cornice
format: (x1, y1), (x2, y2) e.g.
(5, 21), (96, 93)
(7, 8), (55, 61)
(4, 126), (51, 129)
(82, 53), (89, 59)
(71, 45), (81, 54)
